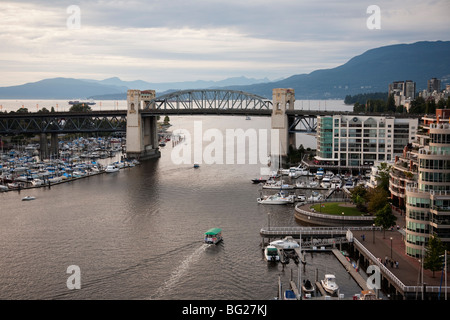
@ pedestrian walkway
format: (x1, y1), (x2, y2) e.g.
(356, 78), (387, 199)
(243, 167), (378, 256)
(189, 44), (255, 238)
(351, 208), (447, 288)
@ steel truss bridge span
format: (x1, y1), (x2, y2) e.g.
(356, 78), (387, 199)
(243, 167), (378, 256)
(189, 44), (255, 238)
(144, 89), (273, 111)
(0, 111), (127, 134)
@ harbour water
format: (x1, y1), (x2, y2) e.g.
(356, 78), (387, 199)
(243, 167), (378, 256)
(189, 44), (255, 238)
(0, 101), (366, 300)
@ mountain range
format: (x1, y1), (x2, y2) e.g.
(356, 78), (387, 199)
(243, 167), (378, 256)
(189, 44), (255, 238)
(0, 40), (449, 100)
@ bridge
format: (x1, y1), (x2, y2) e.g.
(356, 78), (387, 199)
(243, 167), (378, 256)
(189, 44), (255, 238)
(0, 87), (401, 161)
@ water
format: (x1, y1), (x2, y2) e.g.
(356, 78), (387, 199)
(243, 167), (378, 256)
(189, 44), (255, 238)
(0, 103), (364, 300)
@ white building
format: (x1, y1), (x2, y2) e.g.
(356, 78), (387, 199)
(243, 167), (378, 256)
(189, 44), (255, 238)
(315, 115), (418, 168)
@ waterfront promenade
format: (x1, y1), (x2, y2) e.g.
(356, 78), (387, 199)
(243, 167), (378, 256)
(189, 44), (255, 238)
(351, 208), (447, 290)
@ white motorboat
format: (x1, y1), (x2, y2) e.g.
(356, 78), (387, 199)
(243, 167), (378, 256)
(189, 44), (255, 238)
(105, 165), (119, 173)
(321, 274), (339, 295)
(307, 191), (323, 202)
(308, 181), (319, 188)
(315, 168), (324, 180)
(22, 196), (35, 201)
(264, 245), (280, 262)
(31, 178), (44, 186)
(0, 185), (8, 192)
(295, 181), (306, 188)
(297, 194), (306, 202)
(262, 180), (295, 190)
(270, 236), (299, 249)
(330, 177), (342, 189)
(288, 168), (301, 178)
(257, 192), (295, 204)
(320, 176), (331, 189)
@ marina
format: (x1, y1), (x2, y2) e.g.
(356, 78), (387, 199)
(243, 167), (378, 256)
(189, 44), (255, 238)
(0, 136), (140, 192)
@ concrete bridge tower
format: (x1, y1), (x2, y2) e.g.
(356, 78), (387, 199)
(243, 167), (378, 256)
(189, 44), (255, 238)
(126, 89), (160, 160)
(271, 88), (296, 158)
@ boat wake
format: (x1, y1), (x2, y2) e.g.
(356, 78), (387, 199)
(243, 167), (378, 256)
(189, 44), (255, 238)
(149, 243), (210, 299)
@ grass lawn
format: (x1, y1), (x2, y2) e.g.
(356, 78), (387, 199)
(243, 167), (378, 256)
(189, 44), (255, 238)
(310, 202), (364, 216)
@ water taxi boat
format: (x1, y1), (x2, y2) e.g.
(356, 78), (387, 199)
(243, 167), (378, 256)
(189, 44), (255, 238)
(321, 274), (339, 295)
(264, 245), (280, 262)
(204, 228), (222, 244)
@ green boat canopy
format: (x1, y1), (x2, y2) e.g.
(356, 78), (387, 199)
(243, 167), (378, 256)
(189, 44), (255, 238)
(205, 228), (222, 235)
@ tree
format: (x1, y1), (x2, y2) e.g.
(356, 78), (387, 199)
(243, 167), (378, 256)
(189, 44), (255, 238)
(376, 162), (391, 192)
(386, 94), (396, 112)
(367, 188), (389, 214)
(425, 99), (436, 114)
(163, 115), (170, 125)
(374, 203), (397, 239)
(16, 107), (29, 113)
(69, 103), (92, 112)
(409, 97), (426, 114)
(350, 185), (368, 212)
(424, 235), (445, 278)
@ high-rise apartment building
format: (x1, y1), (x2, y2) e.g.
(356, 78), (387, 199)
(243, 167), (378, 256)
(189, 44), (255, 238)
(427, 77), (441, 93)
(390, 109), (450, 257)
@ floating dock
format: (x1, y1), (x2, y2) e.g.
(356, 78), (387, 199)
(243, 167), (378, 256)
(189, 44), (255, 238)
(331, 248), (370, 291)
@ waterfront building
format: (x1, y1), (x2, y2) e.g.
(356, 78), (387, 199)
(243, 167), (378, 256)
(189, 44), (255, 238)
(391, 109), (450, 257)
(315, 115), (418, 168)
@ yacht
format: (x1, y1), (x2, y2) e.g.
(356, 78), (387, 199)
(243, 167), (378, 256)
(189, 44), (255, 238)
(105, 165), (119, 173)
(270, 236), (299, 249)
(22, 196), (36, 201)
(320, 176), (331, 189)
(257, 192), (295, 204)
(262, 180), (294, 190)
(307, 191), (323, 202)
(321, 274), (339, 295)
(315, 168), (324, 180)
(330, 177), (342, 189)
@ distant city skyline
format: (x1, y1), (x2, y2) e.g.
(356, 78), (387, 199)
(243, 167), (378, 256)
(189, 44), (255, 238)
(1, 0), (449, 87)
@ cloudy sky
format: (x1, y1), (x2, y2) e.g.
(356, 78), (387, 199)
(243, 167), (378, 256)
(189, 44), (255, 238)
(0, 0), (448, 86)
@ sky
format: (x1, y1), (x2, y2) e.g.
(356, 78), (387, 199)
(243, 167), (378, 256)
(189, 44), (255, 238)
(0, 0), (449, 87)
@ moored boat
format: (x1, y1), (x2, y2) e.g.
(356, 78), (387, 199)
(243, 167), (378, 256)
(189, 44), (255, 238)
(321, 274), (339, 295)
(22, 196), (35, 201)
(257, 192), (295, 205)
(105, 165), (119, 173)
(251, 177), (267, 184)
(204, 228), (222, 244)
(264, 245), (280, 262)
(270, 236), (299, 249)
(302, 279), (315, 295)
